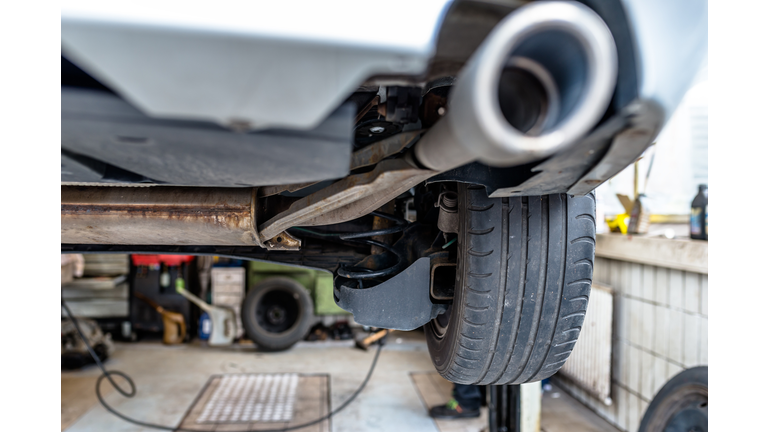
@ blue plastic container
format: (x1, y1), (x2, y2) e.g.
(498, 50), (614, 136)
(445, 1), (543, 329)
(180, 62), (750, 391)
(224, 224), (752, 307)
(199, 312), (212, 341)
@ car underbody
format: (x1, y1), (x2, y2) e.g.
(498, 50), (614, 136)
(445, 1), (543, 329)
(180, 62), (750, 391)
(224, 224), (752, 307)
(61, 0), (707, 384)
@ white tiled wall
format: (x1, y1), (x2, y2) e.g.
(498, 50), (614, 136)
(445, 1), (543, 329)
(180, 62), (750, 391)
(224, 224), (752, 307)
(553, 257), (708, 432)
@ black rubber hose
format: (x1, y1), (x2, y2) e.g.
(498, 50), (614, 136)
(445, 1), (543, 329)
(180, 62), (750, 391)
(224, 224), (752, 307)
(61, 298), (386, 432)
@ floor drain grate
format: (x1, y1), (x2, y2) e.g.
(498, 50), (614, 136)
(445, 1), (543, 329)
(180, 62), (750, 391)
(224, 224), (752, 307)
(197, 374), (299, 423)
(179, 373), (330, 432)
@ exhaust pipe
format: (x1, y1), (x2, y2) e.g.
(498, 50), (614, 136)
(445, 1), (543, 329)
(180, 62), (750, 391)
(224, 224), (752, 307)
(61, 186), (273, 247)
(414, 1), (618, 171)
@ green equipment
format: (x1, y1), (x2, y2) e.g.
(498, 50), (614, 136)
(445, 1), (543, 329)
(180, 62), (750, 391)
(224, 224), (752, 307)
(242, 262), (350, 351)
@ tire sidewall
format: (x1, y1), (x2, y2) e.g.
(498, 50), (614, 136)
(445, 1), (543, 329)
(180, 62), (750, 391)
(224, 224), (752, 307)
(426, 185), (469, 373)
(639, 366), (708, 432)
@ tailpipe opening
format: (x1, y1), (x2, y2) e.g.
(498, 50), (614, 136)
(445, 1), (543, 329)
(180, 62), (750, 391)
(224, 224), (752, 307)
(415, 1), (618, 171)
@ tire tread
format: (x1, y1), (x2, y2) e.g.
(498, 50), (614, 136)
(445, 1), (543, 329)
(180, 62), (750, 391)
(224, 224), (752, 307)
(428, 185), (596, 385)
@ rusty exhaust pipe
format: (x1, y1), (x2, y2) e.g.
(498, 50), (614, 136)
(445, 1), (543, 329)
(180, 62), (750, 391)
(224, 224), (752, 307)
(60, 186), (296, 248)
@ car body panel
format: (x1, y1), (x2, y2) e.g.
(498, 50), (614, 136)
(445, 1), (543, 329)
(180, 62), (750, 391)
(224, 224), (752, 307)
(61, 87), (355, 186)
(61, 0), (453, 130)
(59, 0), (708, 216)
(620, 0), (708, 121)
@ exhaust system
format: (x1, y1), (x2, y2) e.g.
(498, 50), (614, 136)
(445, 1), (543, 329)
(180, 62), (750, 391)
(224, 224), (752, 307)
(61, 2), (618, 249)
(414, 1), (618, 171)
(61, 186), (273, 248)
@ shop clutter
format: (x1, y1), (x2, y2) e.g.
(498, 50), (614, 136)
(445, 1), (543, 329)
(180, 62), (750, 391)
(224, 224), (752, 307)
(61, 254), (358, 368)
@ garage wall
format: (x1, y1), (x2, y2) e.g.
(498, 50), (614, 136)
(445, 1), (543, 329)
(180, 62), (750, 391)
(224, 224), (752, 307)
(553, 237), (708, 432)
(597, 64), (708, 216)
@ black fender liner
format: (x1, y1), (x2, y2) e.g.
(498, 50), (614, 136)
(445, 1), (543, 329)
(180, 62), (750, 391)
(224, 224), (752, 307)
(334, 258), (447, 331)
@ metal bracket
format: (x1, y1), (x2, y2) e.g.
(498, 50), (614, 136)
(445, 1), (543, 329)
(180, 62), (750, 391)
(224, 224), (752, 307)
(333, 257), (447, 331)
(262, 231), (301, 251)
(430, 254), (456, 301)
(259, 158), (436, 242)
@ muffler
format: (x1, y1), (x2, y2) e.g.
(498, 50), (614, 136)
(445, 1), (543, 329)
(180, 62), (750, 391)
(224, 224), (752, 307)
(414, 1), (618, 171)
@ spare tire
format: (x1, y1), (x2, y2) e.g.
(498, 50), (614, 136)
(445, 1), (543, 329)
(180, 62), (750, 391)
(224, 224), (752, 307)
(640, 366), (708, 432)
(242, 277), (314, 351)
(426, 184), (596, 385)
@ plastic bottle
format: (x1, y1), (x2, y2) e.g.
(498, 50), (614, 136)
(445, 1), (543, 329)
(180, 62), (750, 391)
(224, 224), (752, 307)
(199, 312), (211, 341)
(690, 184), (708, 240)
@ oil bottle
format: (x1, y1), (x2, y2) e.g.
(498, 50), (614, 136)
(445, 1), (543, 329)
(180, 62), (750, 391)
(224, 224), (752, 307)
(690, 184), (708, 240)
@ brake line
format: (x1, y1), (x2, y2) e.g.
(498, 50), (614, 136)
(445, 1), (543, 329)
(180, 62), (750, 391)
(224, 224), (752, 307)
(61, 298), (386, 432)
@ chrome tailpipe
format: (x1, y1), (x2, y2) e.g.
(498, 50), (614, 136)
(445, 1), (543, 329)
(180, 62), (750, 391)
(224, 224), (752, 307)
(415, 1), (618, 171)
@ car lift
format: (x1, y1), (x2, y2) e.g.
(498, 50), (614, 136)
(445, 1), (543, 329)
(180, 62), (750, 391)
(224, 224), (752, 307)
(488, 382), (542, 432)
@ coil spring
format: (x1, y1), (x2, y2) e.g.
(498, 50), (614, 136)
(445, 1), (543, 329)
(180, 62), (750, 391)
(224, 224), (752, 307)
(289, 211), (409, 282)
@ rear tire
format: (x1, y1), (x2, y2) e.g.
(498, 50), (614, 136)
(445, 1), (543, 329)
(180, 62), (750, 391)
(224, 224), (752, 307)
(426, 184), (596, 384)
(242, 277), (314, 352)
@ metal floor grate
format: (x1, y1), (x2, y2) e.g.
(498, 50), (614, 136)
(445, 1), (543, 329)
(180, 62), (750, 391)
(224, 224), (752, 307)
(197, 374), (300, 423)
(179, 373), (330, 432)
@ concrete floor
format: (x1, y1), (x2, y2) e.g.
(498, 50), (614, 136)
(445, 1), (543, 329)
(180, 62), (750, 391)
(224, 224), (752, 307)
(541, 384), (619, 432)
(61, 331), (619, 432)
